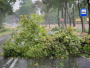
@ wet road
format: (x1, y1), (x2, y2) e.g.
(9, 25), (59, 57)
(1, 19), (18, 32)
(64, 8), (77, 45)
(0, 57), (88, 68)
(0, 35), (11, 52)
(14, 57), (90, 68)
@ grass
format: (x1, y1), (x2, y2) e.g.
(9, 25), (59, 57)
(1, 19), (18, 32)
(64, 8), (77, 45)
(3, 25), (16, 29)
(75, 28), (89, 36)
(76, 28), (88, 33)
(85, 29), (88, 33)
(0, 30), (15, 37)
(76, 28), (82, 32)
(0, 25), (17, 37)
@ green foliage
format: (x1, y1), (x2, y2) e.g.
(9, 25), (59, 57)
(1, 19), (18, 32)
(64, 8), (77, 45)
(0, 0), (14, 25)
(50, 11), (58, 24)
(2, 14), (48, 58)
(66, 26), (75, 33)
(24, 44), (45, 58)
(82, 35), (90, 44)
(0, 52), (3, 56)
(51, 26), (61, 31)
(53, 26), (81, 55)
(3, 14), (90, 58)
(0, 26), (10, 33)
(60, 63), (64, 67)
(76, 28), (88, 33)
(17, 0), (36, 18)
(80, 35), (90, 57)
(0, 0), (13, 15)
(76, 28), (82, 32)
(85, 29), (88, 33)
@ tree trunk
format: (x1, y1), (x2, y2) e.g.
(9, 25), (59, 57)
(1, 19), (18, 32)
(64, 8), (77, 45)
(78, 0), (85, 32)
(70, 18), (72, 26)
(58, 8), (60, 27)
(49, 13), (50, 28)
(87, 0), (90, 34)
(73, 0), (75, 27)
(62, 8), (64, 29)
(80, 17), (85, 32)
(65, 1), (67, 28)
(67, 6), (72, 26)
(45, 13), (47, 27)
(45, 20), (47, 27)
(0, 10), (2, 26)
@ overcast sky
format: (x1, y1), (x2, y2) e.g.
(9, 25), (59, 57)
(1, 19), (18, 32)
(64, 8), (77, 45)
(13, 0), (37, 12)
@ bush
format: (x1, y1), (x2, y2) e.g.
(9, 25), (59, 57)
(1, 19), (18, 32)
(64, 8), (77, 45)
(51, 26), (61, 31)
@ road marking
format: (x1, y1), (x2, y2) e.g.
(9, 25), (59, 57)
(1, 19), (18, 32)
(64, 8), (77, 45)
(6, 58), (13, 65)
(9, 58), (18, 68)
(2, 58), (13, 68)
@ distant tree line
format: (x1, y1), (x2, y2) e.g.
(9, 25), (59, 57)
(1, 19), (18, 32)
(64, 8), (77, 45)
(40, 0), (90, 34)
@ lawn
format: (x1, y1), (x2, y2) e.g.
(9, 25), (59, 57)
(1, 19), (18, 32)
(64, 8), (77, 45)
(0, 25), (17, 37)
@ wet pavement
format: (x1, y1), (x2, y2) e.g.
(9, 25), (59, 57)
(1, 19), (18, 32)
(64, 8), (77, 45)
(0, 57), (90, 68)
(0, 57), (8, 68)
(0, 35), (11, 52)
(14, 57), (90, 68)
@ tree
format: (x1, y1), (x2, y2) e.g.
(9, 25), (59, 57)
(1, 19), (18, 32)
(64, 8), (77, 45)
(0, 0), (14, 25)
(41, 6), (50, 27)
(64, 0), (68, 28)
(42, 0), (63, 27)
(35, 0), (52, 27)
(17, 0), (36, 18)
(77, 0), (86, 32)
(73, 0), (75, 27)
(64, 0), (76, 27)
(87, 0), (90, 34)
(42, 0), (76, 28)
(78, 0), (90, 34)
(67, 7), (72, 26)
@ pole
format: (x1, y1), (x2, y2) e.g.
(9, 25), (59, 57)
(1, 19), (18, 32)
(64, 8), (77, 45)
(83, 17), (84, 36)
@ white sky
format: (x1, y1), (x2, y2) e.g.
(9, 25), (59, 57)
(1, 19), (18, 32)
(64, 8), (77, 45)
(13, 0), (37, 12)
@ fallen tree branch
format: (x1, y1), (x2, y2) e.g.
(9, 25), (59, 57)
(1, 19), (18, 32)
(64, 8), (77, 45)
(59, 43), (90, 55)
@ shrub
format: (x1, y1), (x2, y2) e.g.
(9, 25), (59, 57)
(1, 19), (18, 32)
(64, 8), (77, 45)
(51, 26), (61, 31)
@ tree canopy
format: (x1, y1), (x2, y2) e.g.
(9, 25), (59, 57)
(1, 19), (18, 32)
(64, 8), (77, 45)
(16, 0), (36, 18)
(0, 0), (13, 15)
(0, 0), (15, 25)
